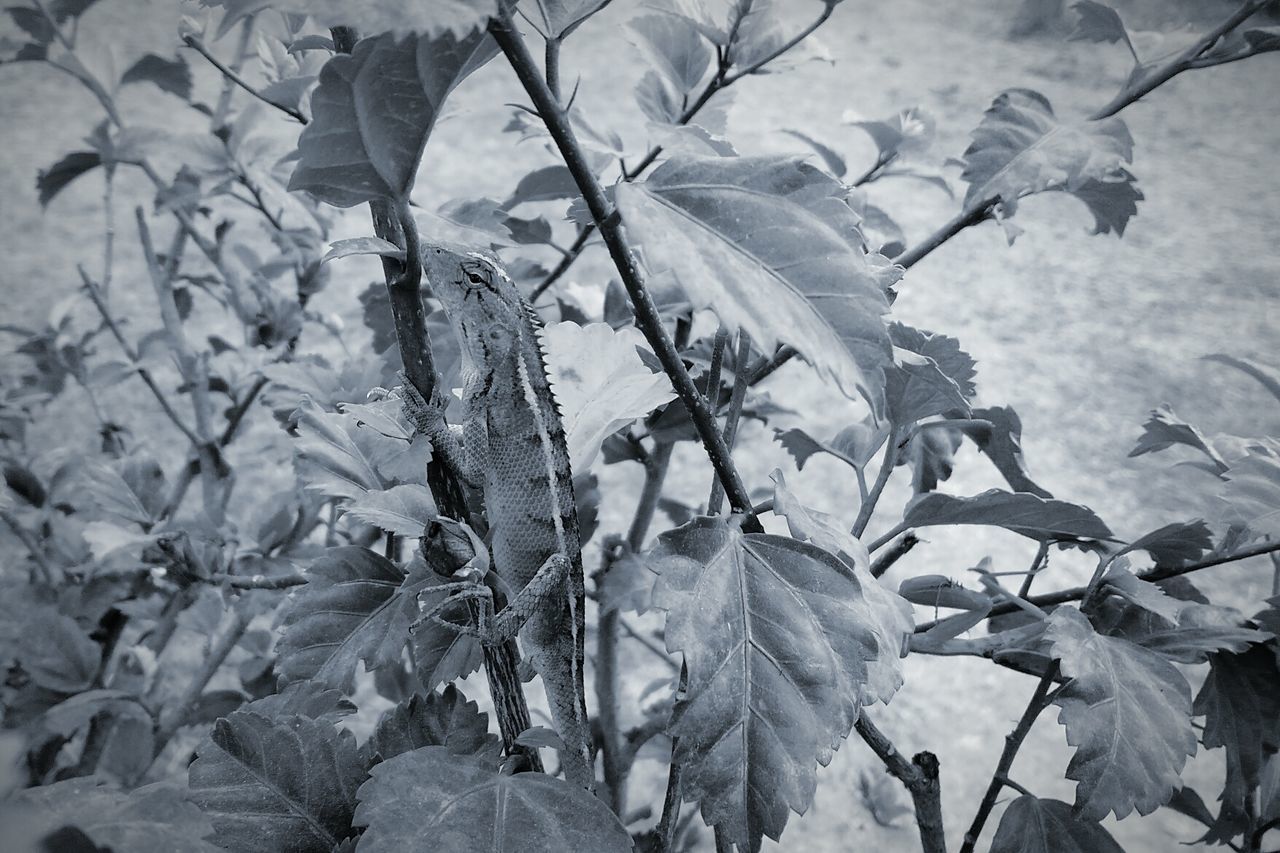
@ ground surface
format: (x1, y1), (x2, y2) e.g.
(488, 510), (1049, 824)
(1, 1), (1278, 851)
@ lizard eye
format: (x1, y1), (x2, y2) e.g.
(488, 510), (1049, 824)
(465, 271), (486, 286)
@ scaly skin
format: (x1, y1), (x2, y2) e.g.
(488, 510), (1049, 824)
(405, 242), (593, 790)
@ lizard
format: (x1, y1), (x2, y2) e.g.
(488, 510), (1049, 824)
(400, 241), (594, 791)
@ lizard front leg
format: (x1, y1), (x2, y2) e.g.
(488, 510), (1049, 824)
(399, 373), (483, 488)
(414, 553), (572, 646)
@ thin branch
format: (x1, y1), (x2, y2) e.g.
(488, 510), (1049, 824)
(210, 16), (254, 130)
(490, 10), (760, 530)
(79, 267), (203, 447)
(651, 664), (689, 853)
(1017, 541), (1051, 598)
(618, 617), (678, 671)
(528, 4), (837, 301)
(855, 714), (947, 853)
(544, 36), (562, 104)
(915, 539), (1280, 633)
(708, 330), (751, 515)
(182, 34), (308, 123)
(960, 663), (1058, 853)
(852, 426), (900, 539)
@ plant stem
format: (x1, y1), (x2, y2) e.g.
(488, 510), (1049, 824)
(207, 571), (307, 589)
(78, 267), (203, 448)
(960, 663), (1059, 853)
(915, 539), (1280, 634)
(489, 11), (760, 530)
(855, 714), (947, 853)
(852, 426), (900, 538)
(182, 34), (308, 123)
(1017, 541), (1051, 598)
(528, 4), (837, 301)
(544, 36), (562, 104)
(653, 664), (689, 853)
(0, 509), (57, 583)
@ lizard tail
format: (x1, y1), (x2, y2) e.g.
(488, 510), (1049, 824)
(532, 634), (595, 791)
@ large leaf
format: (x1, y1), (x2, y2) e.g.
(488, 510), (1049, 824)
(1114, 602), (1272, 664)
(541, 321), (676, 471)
(277, 546), (430, 692)
(988, 795), (1123, 853)
(648, 515), (895, 850)
(289, 30), (498, 206)
(362, 687), (500, 765)
(1220, 439), (1280, 538)
(902, 489), (1114, 543)
(343, 484), (436, 536)
(0, 778), (219, 853)
(292, 399), (383, 501)
(1194, 645), (1280, 815)
(961, 406), (1052, 497)
(188, 711), (366, 853)
(1047, 607), (1196, 820)
(202, 0), (499, 40)
(15, 608), (101, 693)
(616, 155), (896, 412)
(885, 351), (970, 427)
(960, 88), (1141, 235)
(353, 747), (631, 852)
(120, 54), (193, 100)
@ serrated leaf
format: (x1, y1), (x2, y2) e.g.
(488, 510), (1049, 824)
(959, 405), (1052, 497)
(202, 0), (500, 40)
(353, 747), (630, 852)
(885, 350), (970, 427)
(903, 489), (1114, 543)
(292, 399), (383, 501)
(1101, 562), (1184, 623)
(36, 151), (102, 208)
(597, 548), (660, 615)
(289, 30), (497, 207)
(1220, 439), (1280, 538)
(1203, 353), (1280, 406)
(888, 322), (977, 398)
(120, 53), (192, 100)
(0, 778), (219, 853)
(1102, 600), (1272, 664)
(1128, 404), (1226, 471)
(541, 321), (676, 471)
(1119, 520), (1213, 567)
(649, 515), (895, 850)
(189, 711), (366, 853)
(529, 0), (613, 38)
(847, 107), (937, 161)
(989, 795), (1123, 853)
(277, 546), (426, 692)
(1047, 607), (1195, 820)
(1195, 645), (1280, 815)
(322, 237), (405, 264)
(343, 484), (436, 536)
(616, 155), (895, 413)
(960, 88), (1141, 235)
(629, 13), (710, 96)
(363, 687), (500, 766)
(79, 460), (156, 525)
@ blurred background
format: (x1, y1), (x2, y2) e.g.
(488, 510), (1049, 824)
(1, 0), (1277, 849)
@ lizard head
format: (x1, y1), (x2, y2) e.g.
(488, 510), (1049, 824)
(421, 242), (525, 359)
